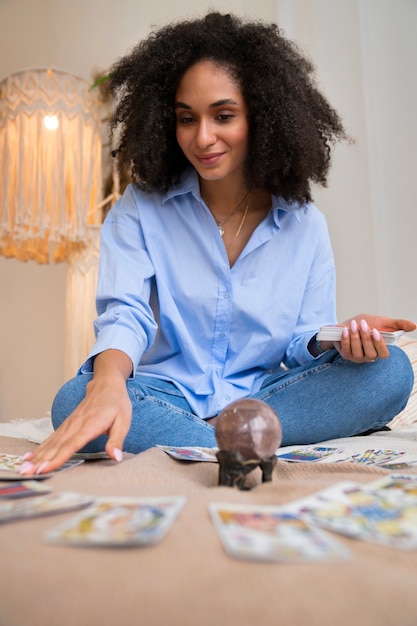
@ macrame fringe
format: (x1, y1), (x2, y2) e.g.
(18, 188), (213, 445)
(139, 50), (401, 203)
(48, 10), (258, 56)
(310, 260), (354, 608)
(0, 68), (104, 263)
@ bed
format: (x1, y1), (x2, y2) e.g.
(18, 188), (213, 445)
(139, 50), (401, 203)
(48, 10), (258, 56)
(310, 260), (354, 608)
(0, 336), (416, 626)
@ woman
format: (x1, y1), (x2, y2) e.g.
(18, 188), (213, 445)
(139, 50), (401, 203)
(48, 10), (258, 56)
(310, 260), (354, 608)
(20, 12), (415, 476)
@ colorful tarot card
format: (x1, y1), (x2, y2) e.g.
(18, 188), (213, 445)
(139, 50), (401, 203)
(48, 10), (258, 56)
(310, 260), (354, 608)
(45, 496), (186, 547)
(367, 474), (417, 503)
(284, 481), (417, 550)
(208, 502), (349, 562)
(0, 481), (50, 499)
(156, 445), (218, 462)
(0, 491), (93, 523)
(0, 453), (84, 480)
(344, 449), (405, 466)
(0, 453), (28, 472)
(276, 446), (344, 463)
(378, 461), (417, 471)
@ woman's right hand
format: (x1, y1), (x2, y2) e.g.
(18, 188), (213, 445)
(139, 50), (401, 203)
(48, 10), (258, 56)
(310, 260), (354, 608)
(19, 349), (133, 475)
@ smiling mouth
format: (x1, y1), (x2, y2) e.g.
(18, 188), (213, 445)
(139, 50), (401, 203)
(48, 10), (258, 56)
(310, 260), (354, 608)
(196, 153), (224, 165)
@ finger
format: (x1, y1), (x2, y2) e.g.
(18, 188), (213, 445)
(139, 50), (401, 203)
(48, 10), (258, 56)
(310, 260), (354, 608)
(359, 318), (373, 347)
(371, 327), (389, 359)
(349, 319), (366, 360)
(359, 319), (392, 362)
(394, 319), (417, 332)
(105, 445), (124, 463)
(371, 317), (416, 333)
(105, 415), (131, 463)
(338, 326), (351, 358)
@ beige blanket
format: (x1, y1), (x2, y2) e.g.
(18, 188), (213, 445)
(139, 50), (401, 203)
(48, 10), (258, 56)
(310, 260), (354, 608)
(1, 432), (417, 626)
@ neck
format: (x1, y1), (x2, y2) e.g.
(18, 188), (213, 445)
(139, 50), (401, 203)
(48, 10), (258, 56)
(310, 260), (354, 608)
(199, 177), (250, 209)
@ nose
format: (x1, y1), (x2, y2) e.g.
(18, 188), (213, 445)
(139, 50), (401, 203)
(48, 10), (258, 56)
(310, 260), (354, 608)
(195, 119), (216, 148)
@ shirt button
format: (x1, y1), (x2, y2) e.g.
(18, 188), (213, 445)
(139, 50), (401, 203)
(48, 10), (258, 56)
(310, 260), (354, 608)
(223, 292), (229, 299)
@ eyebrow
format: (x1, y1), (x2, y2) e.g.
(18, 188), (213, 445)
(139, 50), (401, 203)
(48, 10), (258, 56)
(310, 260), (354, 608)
(174, 98), (238, 110)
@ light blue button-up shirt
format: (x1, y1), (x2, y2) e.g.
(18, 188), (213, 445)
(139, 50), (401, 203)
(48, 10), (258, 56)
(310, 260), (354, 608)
(82, 169), (336, 418)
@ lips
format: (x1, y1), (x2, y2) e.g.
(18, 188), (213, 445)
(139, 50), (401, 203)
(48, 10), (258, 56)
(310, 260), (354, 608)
(196, 152), (224, 165)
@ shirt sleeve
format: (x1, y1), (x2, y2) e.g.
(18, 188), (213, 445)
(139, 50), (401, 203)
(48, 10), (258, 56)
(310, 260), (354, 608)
(80, 186), (158, 375)
(283, 210), (337, 368)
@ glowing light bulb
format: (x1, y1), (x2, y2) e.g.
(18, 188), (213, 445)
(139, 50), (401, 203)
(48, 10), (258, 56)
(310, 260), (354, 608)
(44, 115), (59, 130)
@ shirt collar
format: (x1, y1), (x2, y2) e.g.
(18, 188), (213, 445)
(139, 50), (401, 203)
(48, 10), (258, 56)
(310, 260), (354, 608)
(161, 169), (202, 204)
(162, 168), (304, 225)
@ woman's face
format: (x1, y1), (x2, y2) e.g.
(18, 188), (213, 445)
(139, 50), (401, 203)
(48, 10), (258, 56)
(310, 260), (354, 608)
(175, 60), (249, 184)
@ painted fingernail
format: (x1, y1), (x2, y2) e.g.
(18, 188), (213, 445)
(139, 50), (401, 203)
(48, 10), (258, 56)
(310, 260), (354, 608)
(36, 461), (51, 475)
(360, 319), (369, 332)
(22, 452), (33, 461)
(351, 320), (358, 333)
(342, 327), (349, 339)
(19, 461), (34, 475)
(113, 447), (123, 463)
(372, 328), (381, 341)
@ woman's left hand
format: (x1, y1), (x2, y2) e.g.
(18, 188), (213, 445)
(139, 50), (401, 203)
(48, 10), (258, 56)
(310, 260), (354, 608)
(322, 314), (416, 364)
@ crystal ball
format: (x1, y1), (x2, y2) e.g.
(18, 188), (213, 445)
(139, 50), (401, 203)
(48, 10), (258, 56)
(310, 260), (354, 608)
(215, 398), (282, 460)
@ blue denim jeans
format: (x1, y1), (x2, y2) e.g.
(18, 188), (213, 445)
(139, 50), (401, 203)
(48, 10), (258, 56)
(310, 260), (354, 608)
(51, 346), (414, 454)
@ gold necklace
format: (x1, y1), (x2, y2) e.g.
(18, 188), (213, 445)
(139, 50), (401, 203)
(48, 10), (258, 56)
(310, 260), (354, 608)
(233, 196), (251, 239)
(204, 188), (251, 237)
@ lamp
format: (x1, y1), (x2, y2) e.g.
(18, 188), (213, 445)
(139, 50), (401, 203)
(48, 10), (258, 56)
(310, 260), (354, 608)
(0, 68), (103, 263)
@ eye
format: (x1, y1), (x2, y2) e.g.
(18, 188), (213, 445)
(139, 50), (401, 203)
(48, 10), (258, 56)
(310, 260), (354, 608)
(177, 115), (195, 125)
(216, 113), (235, 122)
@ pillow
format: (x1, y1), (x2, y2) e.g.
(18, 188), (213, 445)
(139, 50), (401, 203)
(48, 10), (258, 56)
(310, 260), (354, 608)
(388, 336), (417, 429)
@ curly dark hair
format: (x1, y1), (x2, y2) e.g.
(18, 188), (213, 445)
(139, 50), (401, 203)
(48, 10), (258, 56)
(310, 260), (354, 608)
(109, 12), (348, 203)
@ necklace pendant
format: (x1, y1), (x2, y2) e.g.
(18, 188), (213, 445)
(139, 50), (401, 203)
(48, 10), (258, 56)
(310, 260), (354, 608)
(218, 226), (224, 237)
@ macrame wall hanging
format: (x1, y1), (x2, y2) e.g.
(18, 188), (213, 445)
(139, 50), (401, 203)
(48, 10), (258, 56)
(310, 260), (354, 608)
(0, 68), (104, 263)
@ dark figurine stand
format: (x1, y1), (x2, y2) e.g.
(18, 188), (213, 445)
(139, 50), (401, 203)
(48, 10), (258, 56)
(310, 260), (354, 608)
(216, 450), (277, 490)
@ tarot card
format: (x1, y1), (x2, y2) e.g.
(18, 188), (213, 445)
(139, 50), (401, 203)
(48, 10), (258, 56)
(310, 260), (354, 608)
(0, 492), (93, 523)
(45, 496), (186, 547)
(72, 451), (109, 461)
(317, 326), (404, 345)
(0, 453), (84, 480)
(0, 453), (29, 472)
(0, 481), (50, 499)
(367, 474), (417, 503)
(276, 446), (344, 463)
(345, 449), (405, 466)
(156, 445), (218, 462)
(208, 502), (349, 562)
(284, 481), (417, 550)
(378, 461), (417, 471)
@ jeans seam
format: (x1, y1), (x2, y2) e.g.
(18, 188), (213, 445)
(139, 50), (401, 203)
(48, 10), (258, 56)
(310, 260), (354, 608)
(258, 362), (335, 401)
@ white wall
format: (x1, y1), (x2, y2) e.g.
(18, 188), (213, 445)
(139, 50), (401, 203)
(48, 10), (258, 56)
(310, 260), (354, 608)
(276, 0), (378, 318)
(358, 0), (417, 319)
(0, 0), (416, 421)
(276, 0), (417, 322)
